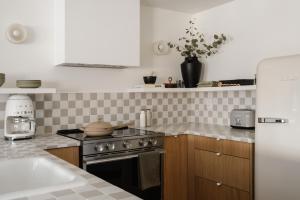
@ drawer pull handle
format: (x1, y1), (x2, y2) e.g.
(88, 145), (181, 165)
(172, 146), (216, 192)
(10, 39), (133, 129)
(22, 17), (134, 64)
(216, 152), (221, 156)
(216, 182), (222, 187)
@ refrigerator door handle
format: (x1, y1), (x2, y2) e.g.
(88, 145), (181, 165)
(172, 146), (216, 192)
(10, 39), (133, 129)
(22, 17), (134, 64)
(258, 117), (288, 124)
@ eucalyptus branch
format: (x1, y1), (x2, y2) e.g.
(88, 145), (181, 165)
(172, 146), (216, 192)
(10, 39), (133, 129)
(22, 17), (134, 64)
(168, 20), (227, 59)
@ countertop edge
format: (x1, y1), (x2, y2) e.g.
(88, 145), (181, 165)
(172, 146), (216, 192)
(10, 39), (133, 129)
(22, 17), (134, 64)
(132, 123), (255, 144)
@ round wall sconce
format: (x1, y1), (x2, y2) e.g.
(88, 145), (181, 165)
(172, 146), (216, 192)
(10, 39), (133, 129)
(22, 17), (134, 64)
(6, 23), (28, 44)
(153, 40), (170, 55)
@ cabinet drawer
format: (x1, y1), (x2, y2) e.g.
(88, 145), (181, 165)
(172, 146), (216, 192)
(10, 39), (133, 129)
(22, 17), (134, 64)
(195, 136), (222, 153)
(195, 136), (251, 159)
(195, 177), (249, 200)
(194, 150), (250, 192)
(223, 155), (250, 191)
(195, 150), (222, 182)
(223, 140), (250, 159)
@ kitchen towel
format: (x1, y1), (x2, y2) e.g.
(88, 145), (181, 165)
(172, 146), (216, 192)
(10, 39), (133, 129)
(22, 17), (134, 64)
(138, 151), (161, 191)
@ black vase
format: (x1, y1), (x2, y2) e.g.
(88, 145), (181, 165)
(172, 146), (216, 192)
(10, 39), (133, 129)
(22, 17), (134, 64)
(181, 56), (202, 88)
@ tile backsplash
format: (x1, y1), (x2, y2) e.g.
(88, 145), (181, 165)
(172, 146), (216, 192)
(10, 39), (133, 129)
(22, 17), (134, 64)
(190, 90), (256, 125)
(0, 90), (256, 136)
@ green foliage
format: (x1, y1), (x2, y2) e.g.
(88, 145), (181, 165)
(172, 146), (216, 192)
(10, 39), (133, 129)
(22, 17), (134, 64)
(167, 19), (228, 58)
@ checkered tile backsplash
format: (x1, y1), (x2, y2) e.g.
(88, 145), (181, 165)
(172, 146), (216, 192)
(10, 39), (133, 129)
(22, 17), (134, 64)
(0, 90), (255, 136)
(190, 90), (256, 125)
(32, 92), (190, 134)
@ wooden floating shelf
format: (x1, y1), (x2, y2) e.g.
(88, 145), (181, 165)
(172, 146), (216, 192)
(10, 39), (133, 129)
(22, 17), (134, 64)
(128, 85), (256, 93)
(0, 88), (57, 94)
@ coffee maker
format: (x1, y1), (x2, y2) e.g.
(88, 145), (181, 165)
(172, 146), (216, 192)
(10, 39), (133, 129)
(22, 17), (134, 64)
(4, 95), (36, 140)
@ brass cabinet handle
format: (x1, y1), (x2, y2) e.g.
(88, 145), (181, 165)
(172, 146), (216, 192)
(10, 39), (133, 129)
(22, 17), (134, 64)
(216, 152), (221, 156)
(216, 182), (222, 187)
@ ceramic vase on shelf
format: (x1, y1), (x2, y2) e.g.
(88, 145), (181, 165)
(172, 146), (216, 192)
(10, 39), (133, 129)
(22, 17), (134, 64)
(181, 56), (202, 88)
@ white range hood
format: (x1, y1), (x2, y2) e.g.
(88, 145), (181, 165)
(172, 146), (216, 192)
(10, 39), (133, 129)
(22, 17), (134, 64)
(54, 0), (140, 68)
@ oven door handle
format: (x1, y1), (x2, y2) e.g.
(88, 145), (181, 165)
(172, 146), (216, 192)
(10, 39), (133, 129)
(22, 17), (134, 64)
(85, 154), (138, 166)
(83, 150), (165, 169)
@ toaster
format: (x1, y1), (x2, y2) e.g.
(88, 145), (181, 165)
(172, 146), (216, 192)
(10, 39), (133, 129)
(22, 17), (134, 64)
(230, 109), (255, 129)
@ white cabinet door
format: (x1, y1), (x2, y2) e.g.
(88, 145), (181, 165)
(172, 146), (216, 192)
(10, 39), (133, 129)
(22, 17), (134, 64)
(55, 0), (140, 67)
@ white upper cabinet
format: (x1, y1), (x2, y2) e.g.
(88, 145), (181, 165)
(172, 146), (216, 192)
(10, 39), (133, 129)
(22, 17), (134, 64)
(54, 0), (140, 68)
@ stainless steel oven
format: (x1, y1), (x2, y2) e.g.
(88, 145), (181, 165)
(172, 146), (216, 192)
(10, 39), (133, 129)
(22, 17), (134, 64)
(83, 149), (164, 200)
(57, 128), (165, 200)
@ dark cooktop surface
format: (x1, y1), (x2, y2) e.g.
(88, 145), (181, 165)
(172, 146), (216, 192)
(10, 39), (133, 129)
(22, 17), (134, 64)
(57, 128), (163, 142)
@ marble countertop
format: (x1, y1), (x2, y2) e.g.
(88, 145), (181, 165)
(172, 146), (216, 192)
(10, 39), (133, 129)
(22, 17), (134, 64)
(133, 123), (255, 143)
(0, 135), (140, 200)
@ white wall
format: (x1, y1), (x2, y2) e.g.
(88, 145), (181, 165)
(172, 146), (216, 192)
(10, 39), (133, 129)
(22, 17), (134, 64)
(0, 0), (191, 92)
(193, 0), (300, 81)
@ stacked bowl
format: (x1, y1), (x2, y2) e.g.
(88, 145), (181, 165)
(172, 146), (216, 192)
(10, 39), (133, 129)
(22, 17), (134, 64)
(16, 80), (41, 88)
(0, 73), (5, 87)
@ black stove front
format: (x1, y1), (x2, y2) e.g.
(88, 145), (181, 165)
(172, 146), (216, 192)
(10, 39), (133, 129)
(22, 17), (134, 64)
(84, 151), (164, 200)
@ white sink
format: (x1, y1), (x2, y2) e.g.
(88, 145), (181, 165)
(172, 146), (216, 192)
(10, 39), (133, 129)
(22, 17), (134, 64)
(0, 157), (87, 200)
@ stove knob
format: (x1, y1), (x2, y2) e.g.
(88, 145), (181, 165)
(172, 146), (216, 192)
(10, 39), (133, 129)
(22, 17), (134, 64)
(149, 138), (158, 146)
(139, 139), (148, 147)
(106, 143), (115, 151)
(123, 141), (132, 149)
(95, 144), (105, 152)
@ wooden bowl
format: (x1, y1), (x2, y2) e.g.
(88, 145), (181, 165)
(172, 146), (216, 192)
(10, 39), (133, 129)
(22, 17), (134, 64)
(83, 120), (113, 137)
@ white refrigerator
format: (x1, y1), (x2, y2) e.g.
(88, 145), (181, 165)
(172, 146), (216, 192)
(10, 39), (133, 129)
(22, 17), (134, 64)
(256, 54), (300, 200)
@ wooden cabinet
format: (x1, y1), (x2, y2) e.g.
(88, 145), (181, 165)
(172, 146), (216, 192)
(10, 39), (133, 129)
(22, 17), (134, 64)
(195, 177), (249, 200)
(223, 140), (251, 159)
(46, 146), (80, 167)
(195, 150), (222, 182)
(194, 136), (222, 152)
(223, 155), (250, 191)
(163, 135), (254, 200)
(188, 135), (254, 200)
(164, 135), (188, 200)
(194, 150), (250, 191)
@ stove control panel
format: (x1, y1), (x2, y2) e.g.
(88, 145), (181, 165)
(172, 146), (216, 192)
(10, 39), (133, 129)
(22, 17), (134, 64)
(84, 136), (164, 155)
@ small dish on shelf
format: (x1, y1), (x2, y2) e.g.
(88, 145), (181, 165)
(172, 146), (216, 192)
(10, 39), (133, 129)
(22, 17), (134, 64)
(164, 76), (177, 88)
(164, 83), (177, 88)
(16, 80), (41, 88)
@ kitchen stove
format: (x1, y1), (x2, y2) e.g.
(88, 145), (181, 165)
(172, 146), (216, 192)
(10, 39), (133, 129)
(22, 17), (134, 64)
(57, 128), (164, 200)
(57, 128), (164, 156)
